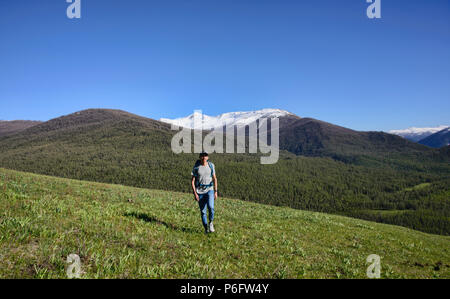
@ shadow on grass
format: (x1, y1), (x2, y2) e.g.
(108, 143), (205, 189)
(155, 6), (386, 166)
(124, 212), (198, 233)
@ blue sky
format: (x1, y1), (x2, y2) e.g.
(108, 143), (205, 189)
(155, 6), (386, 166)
(0, 0), (449, 131)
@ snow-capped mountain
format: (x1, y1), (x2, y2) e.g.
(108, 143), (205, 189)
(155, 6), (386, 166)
(418, 127), (450, 148)
(160, 108), (295, 129)
(388, 125), (449, 142)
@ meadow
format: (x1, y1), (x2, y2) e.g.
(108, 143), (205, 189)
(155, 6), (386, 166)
(0, 167), (448, 278)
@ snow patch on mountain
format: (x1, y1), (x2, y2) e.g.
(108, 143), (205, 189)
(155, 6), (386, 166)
(435, 127), (450, 135)
(388, 125), (449, 142)
(160, 108), (294, 129)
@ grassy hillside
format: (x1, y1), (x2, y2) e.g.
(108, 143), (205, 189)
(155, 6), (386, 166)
(0, 109), (449, 235)
(0, 168), (448, 279)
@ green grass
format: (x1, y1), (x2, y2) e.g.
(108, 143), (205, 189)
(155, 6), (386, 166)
(0, 167), (449, 279)
(404, 183), (432, 192)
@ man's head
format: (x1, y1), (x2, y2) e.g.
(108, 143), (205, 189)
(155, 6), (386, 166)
(199, 151), (209, 163)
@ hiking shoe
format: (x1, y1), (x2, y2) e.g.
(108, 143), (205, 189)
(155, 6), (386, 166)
(209, 222), (215, 233)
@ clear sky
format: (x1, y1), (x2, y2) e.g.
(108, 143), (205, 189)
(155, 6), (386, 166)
(0, 0), (449, 131)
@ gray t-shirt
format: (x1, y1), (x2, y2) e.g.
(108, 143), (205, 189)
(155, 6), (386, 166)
(191, 162), (216, 194)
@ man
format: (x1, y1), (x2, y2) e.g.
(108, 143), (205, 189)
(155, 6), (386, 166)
(191, 152), (218, 234)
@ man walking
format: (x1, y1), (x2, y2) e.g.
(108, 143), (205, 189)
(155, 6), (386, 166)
(191, 152), (218, 233)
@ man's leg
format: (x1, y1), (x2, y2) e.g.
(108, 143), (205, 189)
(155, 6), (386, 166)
(207, 190), (215, 223)
(198, 193), (209, 232)
(207, 190), (215, 232)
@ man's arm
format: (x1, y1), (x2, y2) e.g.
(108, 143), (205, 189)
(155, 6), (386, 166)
(213, 174), (218, 199)
(191, 176), (199, 201)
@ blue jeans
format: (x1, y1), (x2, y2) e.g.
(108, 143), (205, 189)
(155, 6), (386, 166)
(198, 190), (215, 230)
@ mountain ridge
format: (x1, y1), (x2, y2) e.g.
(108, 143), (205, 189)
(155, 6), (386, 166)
(419, 127), (450, 148)
(0, 120), (43, 137)
(0, 108), (441, 160)
(158, 108), (436, 159)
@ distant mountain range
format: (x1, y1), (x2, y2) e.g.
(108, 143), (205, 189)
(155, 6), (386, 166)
(418, 127), (450, 148)
(2, 109), (448, 153)
(389, 125), (449, 142)
(0, 108), (443, 159)
(160, 108), (439, 160)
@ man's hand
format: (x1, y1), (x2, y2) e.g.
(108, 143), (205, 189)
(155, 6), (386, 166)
(194, 192), (199, 202)
(214, 191), (218, 200)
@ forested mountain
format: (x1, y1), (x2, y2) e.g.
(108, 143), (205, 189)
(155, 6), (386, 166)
(277, 117), (435, 161)
(0, 109), (449, 235)
(161, 109), (436, 161)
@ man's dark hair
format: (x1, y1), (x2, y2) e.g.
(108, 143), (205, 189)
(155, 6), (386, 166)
(199, 152), (209, 158)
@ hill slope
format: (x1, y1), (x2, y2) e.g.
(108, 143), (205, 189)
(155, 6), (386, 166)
(277, 117), (435, 161)
(0, 168), (448, 279)
(0, 120), (42, 137)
